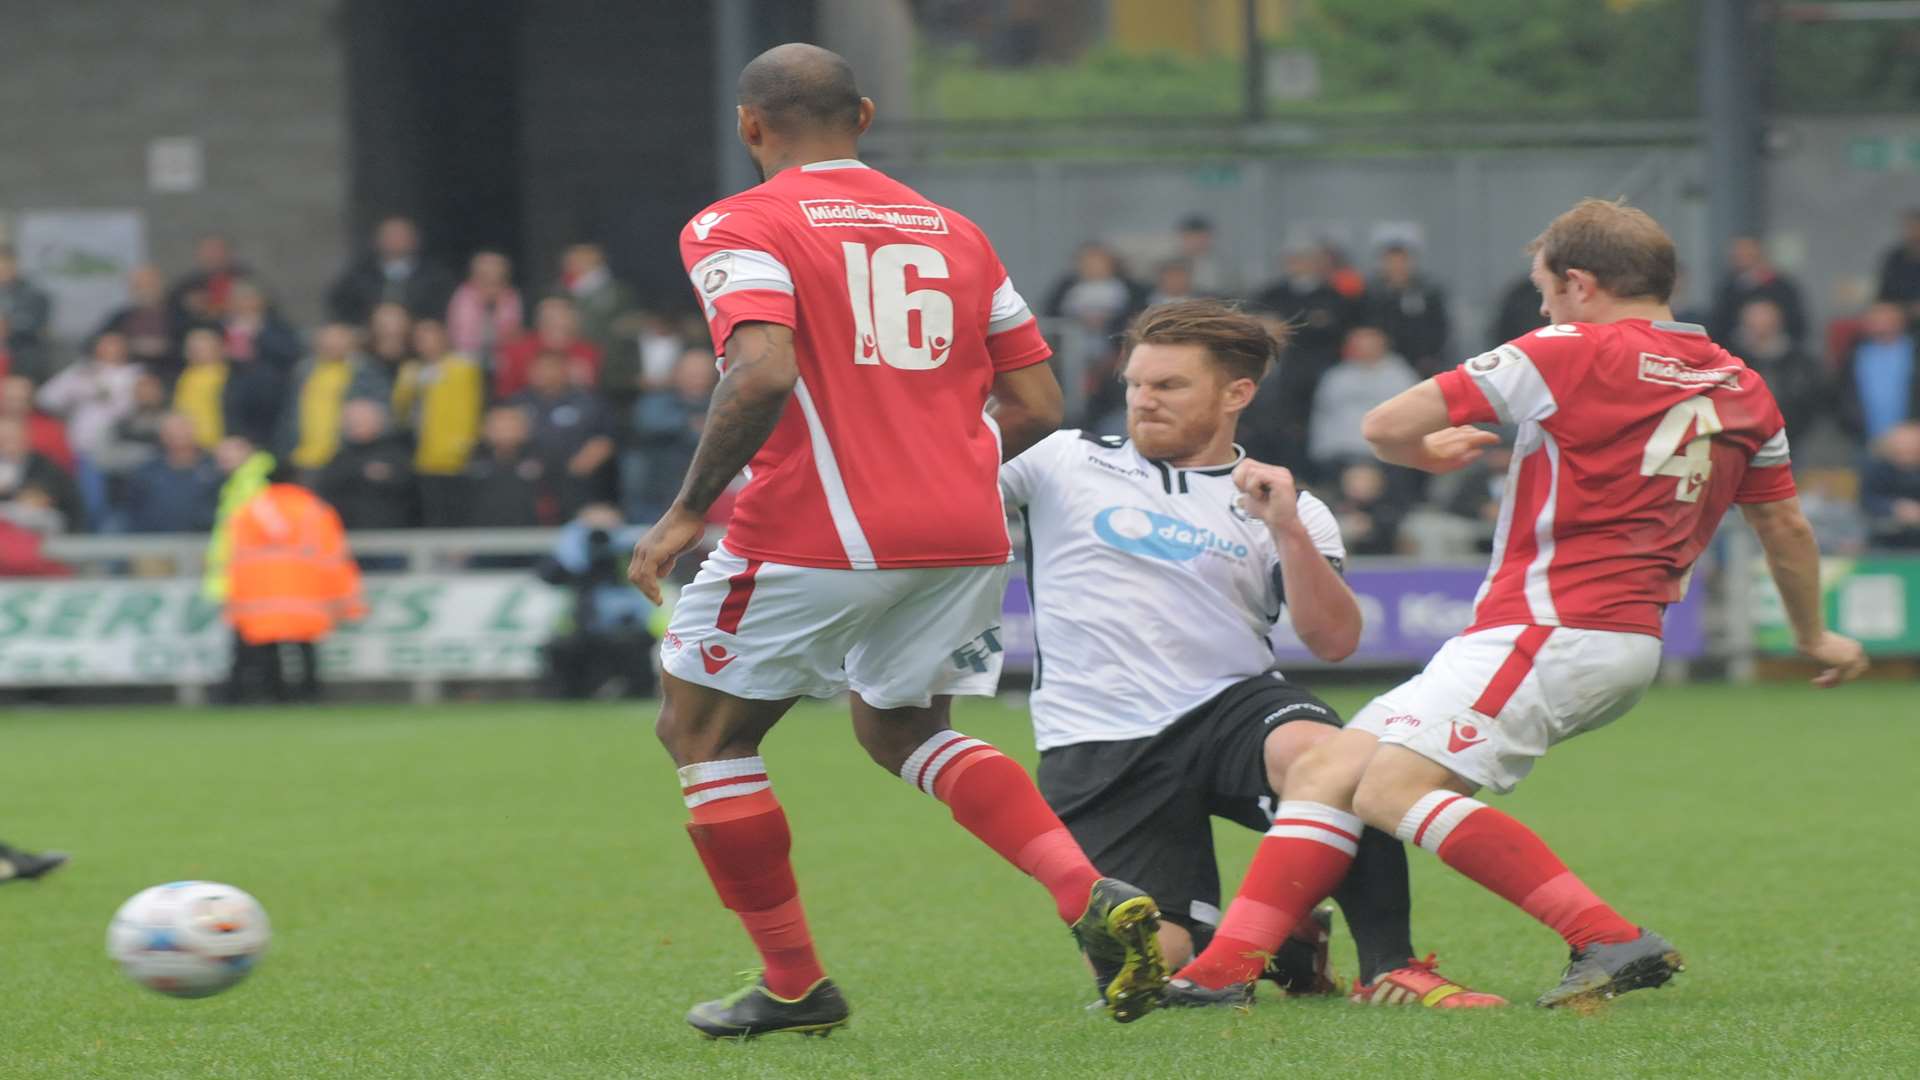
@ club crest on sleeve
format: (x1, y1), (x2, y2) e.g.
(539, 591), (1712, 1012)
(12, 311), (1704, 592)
(692, 251), (733, 294)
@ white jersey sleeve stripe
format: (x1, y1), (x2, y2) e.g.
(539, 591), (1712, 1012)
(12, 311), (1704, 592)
(1523, 430), (1564, 625)
(1752, 427), (1791, 468)
(791, 376), (877, 570)
(1466, 343), (1558, 426)
(986, 276), (1036, 336)
(689, 248), (794, 318)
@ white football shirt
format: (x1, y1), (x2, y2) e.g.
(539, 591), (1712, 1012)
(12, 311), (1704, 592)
(1002, 430), (1346, 750)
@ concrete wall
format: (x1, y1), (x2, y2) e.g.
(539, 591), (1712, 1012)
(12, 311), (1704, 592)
(0, 1), (349, 332)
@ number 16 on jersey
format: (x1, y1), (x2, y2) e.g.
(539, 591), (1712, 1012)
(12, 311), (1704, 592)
(842, 242), (954, 371)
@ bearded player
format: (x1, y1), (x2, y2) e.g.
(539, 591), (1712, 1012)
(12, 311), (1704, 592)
(1166, 199), (1867, 1009)
(1002, 300), (1502, 1009)
(627, 44), (1168, 1038)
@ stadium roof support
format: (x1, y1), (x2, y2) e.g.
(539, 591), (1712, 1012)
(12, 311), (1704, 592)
(1700, 0), (1767, 260)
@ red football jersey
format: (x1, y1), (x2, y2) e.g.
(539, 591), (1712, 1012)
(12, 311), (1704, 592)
(1435, 319), (1796, 637)
(680, 159), (1051, 570)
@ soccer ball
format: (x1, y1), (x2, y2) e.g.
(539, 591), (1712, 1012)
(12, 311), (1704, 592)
(107, 881), (271, 998)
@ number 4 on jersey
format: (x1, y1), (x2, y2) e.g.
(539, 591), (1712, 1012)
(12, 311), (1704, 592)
(1640, 398), (1724, 503)
(842, 242), (955, 370)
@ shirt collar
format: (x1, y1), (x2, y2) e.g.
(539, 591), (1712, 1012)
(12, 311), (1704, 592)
(1133, 441), (1246, 477)
(798, 158), (869, 172)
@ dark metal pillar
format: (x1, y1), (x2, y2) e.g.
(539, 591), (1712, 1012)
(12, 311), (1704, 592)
(1700, 0), (1766, 262)
(713, 0), (759, 195)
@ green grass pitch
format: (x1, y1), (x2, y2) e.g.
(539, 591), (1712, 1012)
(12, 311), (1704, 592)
(3, 683), (1917, 1079)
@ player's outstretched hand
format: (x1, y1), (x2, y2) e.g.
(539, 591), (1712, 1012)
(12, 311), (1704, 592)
(1800, 630), (1868, 689)
(1232, 459), (1299, 529)
(1419, 426), (1502, 474)
(627, 504), (707, 606)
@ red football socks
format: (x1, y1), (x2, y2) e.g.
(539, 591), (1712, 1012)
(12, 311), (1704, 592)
(1398, 791), (1640, 951)
(1178, 801), (1361, 989)
(900, 730), (1102, 924)
(680, 757), (826, 999)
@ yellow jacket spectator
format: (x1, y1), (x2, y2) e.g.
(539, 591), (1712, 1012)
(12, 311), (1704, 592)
(401, 319), (485, 527)
(283, 323), (391, 472)
(173, 328), (229, 449)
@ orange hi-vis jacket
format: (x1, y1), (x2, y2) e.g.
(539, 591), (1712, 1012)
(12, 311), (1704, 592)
(225, 484), (366, 645)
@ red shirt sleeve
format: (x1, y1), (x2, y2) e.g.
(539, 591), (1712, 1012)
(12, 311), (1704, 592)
(1735, 463), (1798, 504)
(1434, 368), (1498, 426)
(983, 260), (1051, 372)
(680, 206), (798, 351)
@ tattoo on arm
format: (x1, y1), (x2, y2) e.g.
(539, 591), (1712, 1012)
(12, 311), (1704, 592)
(675, 325), (795, 514)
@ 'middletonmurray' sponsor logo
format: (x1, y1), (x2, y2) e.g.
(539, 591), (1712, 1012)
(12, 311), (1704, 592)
(799, 199), (949, 234)
(1637, 353), (1742, 390)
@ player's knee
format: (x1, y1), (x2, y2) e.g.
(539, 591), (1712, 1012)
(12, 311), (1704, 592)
(1351, 769), (1415, 833)
(851, 722), (915, 775)
(1280, 732), (1365, 806)
(1263, 721), (1335, 797)
(653, 697), (743, 766)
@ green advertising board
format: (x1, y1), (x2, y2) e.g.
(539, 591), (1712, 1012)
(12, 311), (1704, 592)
(1753, 556), (1920, 655)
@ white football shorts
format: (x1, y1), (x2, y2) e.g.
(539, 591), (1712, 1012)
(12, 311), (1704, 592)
(660, 543), (1008, 709)
(1348, 624), (1662, 794)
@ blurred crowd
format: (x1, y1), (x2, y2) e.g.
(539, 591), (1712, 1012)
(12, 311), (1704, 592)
(1043, 210), (1920, 556)
(0, 217), (722, 548)
(2, 206), (1918, 559)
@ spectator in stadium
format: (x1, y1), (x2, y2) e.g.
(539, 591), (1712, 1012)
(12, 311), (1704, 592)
(1145, 259), (1199, 307)
(624, 346), (717, 523)
(1863, 422), (1920, 549)
(173, 328), (231, 449)
(1836, 301), (1918, 443)
(221, 459), (364, 704)
(1877, 208), (1920, 317)
(97, 264), (182, 378)
(95, 369), (172, 500)
(1322, 242), (1367, 301)
(1175, 214), (1237, 297)
(1045, 242), (1146, 333)
(326, 214), (457, 324)
(395, 317), (483, 527)
(629, 310), (692, 393)
(535, 503), (657, 700)
(445, 250), (523, 375)
(513, 350), (614, 522)
(282, 322), (389, 474)
(1365, 244), (1451, 376)
(220, 334), (288, 452)
(36, 329), (141, 530)
(1326, 461), (1403, 557)
(495, 296), (603, 399)
(558, 242), (634, 357)
(0, 245), (53, 374)
(315, 399), (414, 530)
(1731, 298), (1823, 438)
(0, 414), (83, 535)
(123, 412), (221, 534)
(1307, 326), (1419, 480)
(168, 233), (249, 325)
(1435, 442), (1515, 552)
(365, 301), (415, 385)
(461, 404), (545, 527)
(220, 278), (302, 374)
(0, 375), (73, 472)
(0, 315), (12, 380)
(1709, 236), (1807, 346)
(1488, 273), (1546, 347)
(1253, 245), (1354, 371)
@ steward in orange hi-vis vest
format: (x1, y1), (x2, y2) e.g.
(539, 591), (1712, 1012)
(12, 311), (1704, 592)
(226, 483), (365, 646)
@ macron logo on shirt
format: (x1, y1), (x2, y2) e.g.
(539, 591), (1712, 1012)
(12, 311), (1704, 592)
(690, 211), (730, 241)
(799, 199), (949, 234)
